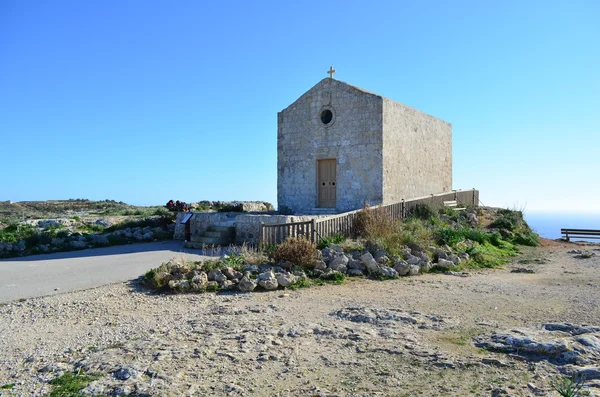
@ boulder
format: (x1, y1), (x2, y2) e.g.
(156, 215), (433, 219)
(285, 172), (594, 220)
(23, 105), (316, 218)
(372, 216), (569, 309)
(69, 240), (86, 249)
(142, 232), (153, 240)
(223, 267), (243, 280)
(238, 276), (257, 292)
(467, 212), (478, 226)
(208, 269), (227, 283)
(132, 231), (144, 241)
(360, 252), (398, 278)
(276, 273), (297, 288)
(313, 260), (327, 270)
(406, 256), (420, 265)
(347, 260), (366, 271)
(408, 265), (420, 276)
(191, 272), (208, 289)
(258, 276), (278, 290)
(220, 280), (234, 290)
(378, 266), (398, 278)
(393, 261), (410, 276)
(347, 268), (365, 277)
(436, 258), (456, 269)
(401, 248), (412, 258)
(329, 255), (349, 273)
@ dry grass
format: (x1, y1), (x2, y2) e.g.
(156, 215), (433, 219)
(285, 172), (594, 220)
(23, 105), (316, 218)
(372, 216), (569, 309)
(355, 204), (398, 240)
(271, 237), (318, 268)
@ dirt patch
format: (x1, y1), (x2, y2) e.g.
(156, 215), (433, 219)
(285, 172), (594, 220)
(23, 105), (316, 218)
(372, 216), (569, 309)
(1, 244), (599, 396)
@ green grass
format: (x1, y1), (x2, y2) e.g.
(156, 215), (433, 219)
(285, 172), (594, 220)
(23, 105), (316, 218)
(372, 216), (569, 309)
(317, 234), (346, 250)
(48, 372), (99, 397)
(0, 383), (15, 389)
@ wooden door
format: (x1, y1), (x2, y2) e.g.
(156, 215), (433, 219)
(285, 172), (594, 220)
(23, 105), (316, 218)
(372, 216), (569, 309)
(317, 159), (336, 208)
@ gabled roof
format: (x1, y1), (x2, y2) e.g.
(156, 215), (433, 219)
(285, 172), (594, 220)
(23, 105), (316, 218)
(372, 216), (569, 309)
(279, 78), (383, 114)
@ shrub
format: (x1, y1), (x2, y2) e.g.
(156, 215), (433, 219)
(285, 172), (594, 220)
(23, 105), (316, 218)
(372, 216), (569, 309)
(410, 203), (437, 221)
(355, 204), (398, 240)
(271, 237), (318, 268)
(398, 218), (434, 249)
(320, 271), (346, 284)
(512, 231), (539, 246)
(490, 209), (523, 231)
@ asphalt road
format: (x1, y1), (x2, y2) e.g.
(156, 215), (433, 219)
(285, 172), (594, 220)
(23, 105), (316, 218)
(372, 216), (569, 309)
(0, 241), (212, 303)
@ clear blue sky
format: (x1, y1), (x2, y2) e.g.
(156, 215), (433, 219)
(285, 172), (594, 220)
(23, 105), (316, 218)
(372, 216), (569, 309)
(1, 0), (598, 213)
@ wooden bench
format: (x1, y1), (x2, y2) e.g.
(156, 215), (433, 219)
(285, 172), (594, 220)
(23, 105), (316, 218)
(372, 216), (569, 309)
(443, 200), (466, 211)
(561, 228), (600, 242)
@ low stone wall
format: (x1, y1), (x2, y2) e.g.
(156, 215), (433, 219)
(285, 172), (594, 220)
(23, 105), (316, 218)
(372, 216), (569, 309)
(174, 212), (238, 240)
(174, 212), (323, 245)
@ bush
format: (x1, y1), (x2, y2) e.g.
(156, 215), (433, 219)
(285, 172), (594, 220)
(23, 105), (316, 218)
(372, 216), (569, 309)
(410, 203), (437, 221)
(490, 209), (523, 231)
(271, 237), (318, 268)
(355, 204), (397, 240)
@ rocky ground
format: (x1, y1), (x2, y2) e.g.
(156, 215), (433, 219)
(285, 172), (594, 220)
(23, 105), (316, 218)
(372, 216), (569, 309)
(1, 240), (599, 397)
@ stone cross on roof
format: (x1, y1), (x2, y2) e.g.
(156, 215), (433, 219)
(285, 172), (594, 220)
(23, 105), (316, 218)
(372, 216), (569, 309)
(327, 66), (336, 79)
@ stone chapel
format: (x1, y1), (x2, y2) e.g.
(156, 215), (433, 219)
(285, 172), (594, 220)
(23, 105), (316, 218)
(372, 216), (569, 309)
(277, 71), (452, 214)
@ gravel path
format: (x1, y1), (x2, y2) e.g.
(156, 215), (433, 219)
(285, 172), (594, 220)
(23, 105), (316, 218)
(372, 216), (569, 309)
(1, 241), (599, 396)
(0, 241), (211, 303)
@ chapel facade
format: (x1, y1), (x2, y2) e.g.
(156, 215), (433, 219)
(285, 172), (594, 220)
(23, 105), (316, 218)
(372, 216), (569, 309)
(277, 75), (452, 214)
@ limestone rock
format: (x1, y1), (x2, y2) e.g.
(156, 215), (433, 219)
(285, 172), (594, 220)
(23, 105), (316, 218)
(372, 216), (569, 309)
(408, 265), (420, 276)
(142, 232), (153, 240)
(329, 255), (349, 273)
(238, 276), (257, 292)
(436, 259), (456, 269)
(276, 273), (297, 288)
(393, 260), (410, 276)
(258, 271), (279, 290)
(208, 269), (227, 283)
(69, 240), (86, 249)
(223, 267), (243, 280)
(313, 260), (327, 270)
(347, 268), (365, 277)
(347, 260), (366, 271)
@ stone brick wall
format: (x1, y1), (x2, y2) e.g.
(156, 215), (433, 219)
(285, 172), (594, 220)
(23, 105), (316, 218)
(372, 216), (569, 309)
(278, 79), (385, 214)
(382, 98), (452, 204)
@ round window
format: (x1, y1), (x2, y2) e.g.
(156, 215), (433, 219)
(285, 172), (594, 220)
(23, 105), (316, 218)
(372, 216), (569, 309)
(320, 109), (333, 125)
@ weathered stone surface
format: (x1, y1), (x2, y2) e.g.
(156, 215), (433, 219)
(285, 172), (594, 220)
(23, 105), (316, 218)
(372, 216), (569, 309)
(276, 273), (297, 288)
(436, 259), (456, 269)
(347, 268), (365, 277)
(408, 265), (420, 276)
(237, 276), (257, 292)
(328, 255), (349, 273)
(258, 271), (278, 290)
(208, 269), (227, 283)
(347, 260), (366, 271)
(313, 260), (327, 270)
(360, 252), (398, 278)
(394, 261), (410, 276)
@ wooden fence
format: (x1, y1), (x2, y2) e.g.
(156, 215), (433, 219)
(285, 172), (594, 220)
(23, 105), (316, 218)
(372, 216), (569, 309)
(259, 189), (479, 246)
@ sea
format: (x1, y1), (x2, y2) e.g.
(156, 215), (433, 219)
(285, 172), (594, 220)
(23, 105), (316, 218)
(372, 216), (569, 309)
(524, 212), (600, 242)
